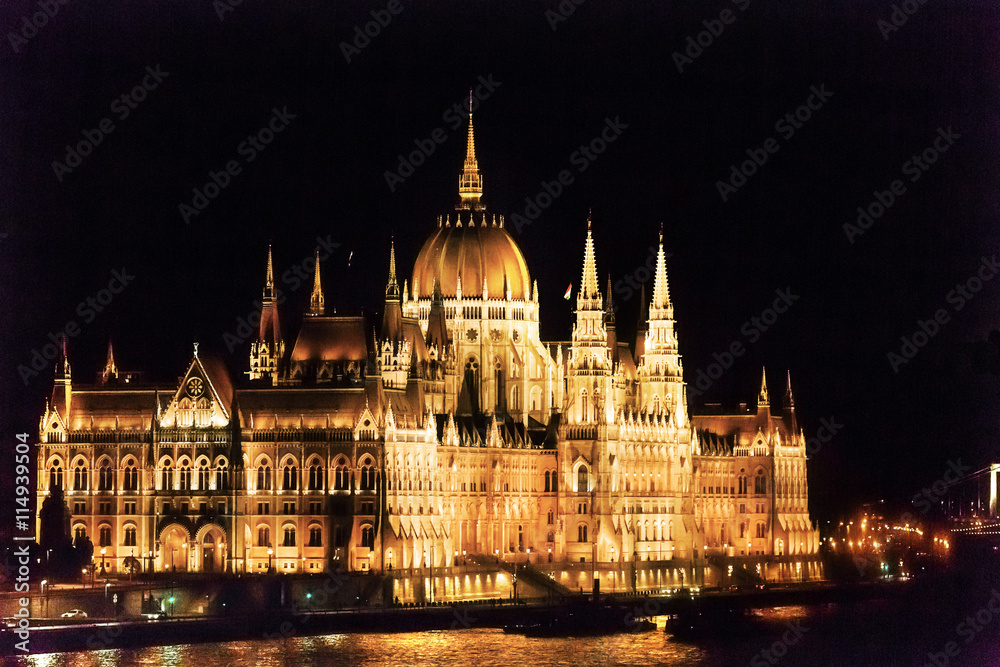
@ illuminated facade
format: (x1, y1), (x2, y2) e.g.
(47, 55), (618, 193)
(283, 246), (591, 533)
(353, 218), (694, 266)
(35, 110), (819, 577)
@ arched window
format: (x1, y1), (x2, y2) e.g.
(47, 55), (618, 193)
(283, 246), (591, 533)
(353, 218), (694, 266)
(99, 525), (112, 547)
(578, 524), (588, 543)
(579, 389), (588, 423)
(124, 526), (136, 547)
(195, 398), (211, 427)
(544, 471), (551, 493)
(283, 465), (298, 491)
(258, 465), (272, 491)
(754, 470), (767, 495)
(464, 357), (480, 414)
(740, 523), (746, 538)
(738, 475), (748, 495)
(283, 526), (296, 547)
(577, 466), (589, 493)
(216, 465), (229, 491)
(49, 461), (64, 491)
(668, 521), (674, 541)
(124, 465), (138, 491)
(98, 463), (113, 491)
(360, 461), (375, 491)
(494, 359), (505, 412)
(197, 465), (208, 491)
(74, 464), (88, 491)
(73, 525), (87, 544)
(334, 462), (349, 490)
(510, 385), (519, 411)
(547, 531), (554, 543)
(308, 465), (323, 491)
(361, 525), (374, 549)
(309, 526), (322, 547)
(161, 464), (173, 491)
(258, 526), (270, 547)
(755, 522), (766, 539)
(547, 509), (554, 525)
(179, 465), (191, 491)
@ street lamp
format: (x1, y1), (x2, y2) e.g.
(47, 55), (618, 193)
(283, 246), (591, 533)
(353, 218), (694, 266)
(100, 547), (107, 578)
(41, 580), (48, 618)
(267, 548), (274, 574)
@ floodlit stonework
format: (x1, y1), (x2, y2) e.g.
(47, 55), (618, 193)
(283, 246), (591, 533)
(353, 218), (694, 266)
(36, 109), (819, 579)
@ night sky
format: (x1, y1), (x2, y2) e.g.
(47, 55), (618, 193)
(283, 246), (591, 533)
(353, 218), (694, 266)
(2, 0), (999, 524)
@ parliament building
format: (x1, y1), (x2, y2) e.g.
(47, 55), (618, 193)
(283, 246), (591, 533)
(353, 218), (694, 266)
(35, 110), (819, 580)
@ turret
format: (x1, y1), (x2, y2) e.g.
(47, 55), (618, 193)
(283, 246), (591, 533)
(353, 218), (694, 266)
(249, 245), (284, 382)
(100, 340), (118, 384)
(51, 335), (72, 421)
(381, 240), (403, 342)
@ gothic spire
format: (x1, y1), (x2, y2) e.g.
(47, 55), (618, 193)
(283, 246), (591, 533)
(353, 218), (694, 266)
(758, 367), (769, 408)
(386, 238), (400, 300)
(784, 370), (794, 409)
(102, 340), (118, 382)
(309, 250), (325, 316)
(604, 274), (615, 325)
(577, 212), (601, 306)
(458, 88), (484, 210)
(264, 244), (276, 301)
(651, 223), (671, 310)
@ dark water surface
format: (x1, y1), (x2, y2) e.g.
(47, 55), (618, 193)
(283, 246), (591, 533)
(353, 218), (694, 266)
(11, 595), (1000, 667)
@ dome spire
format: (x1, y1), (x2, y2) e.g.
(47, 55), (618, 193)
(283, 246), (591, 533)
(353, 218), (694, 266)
(651, 223), (671, 310)
(458, 88), (484, 210)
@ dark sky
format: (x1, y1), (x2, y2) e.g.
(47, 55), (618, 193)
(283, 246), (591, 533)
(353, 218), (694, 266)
(2, 0), (1000, 523)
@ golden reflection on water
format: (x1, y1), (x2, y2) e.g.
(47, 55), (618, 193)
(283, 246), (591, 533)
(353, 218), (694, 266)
(17, 625), (706, 667)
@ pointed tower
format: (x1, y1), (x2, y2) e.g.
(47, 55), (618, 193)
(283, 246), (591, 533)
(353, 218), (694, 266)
(757, 367), (770, 417)
(381, 240), (403, 342)
(52, 335), (72, 422)
(637, 225), (686, 426)
(308, 250), (325, 316)
(634, 284), (648, 361)
(604, 275), (617, 356)
(101, 341), (118, 384)
(249, 245), (285, 383)
(567, 214), (611, 424)
(458, 89), (484, 210)
(783, 370), (798, 433)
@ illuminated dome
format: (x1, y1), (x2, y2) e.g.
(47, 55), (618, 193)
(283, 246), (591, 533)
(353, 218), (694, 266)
(412, 214), (531, 299)
(411, 98), (530, 300)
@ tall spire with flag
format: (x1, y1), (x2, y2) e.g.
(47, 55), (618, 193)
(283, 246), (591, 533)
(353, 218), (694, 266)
(458, 88), (484, 210)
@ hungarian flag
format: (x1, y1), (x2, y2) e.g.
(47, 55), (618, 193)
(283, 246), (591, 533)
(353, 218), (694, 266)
(563, 284), (572, 300)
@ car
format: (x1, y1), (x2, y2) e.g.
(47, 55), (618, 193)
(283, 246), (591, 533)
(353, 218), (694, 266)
(61, 609), (88, 618)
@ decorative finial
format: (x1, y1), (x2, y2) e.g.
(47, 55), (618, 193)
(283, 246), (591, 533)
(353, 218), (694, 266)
(194, 342), (199, 357)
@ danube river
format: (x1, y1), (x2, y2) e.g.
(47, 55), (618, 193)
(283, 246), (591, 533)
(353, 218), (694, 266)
(11, 595), (1000, 667)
